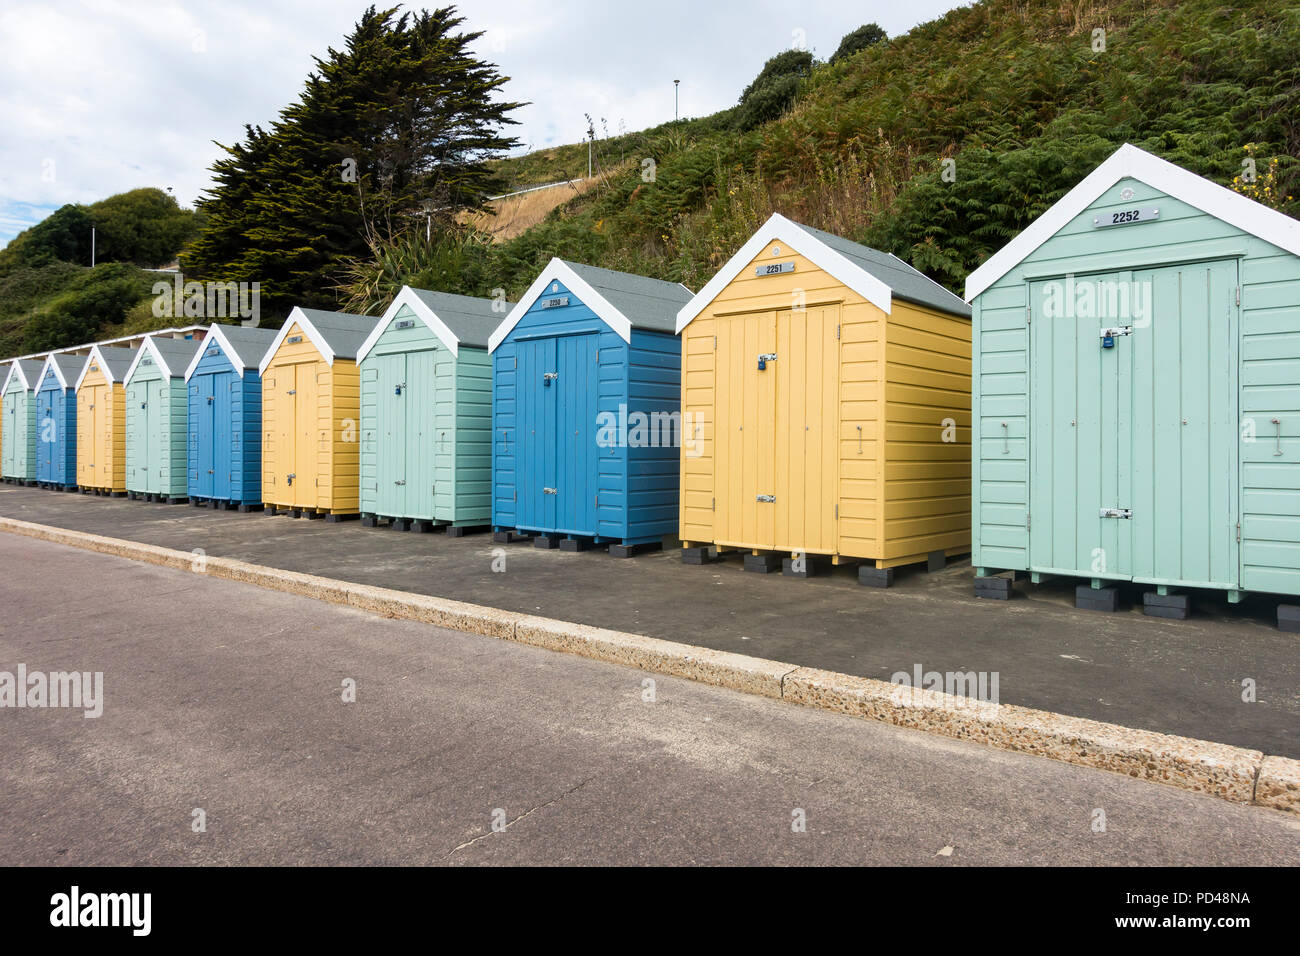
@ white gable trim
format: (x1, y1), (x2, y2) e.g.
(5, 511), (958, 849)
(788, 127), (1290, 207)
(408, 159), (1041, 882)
(965, 143), (1300, 301)
(357, 286), (463, 363)
(37, 355), (69, 390)
(488, 258), (633, 353)
(184, 325), (252, 382)
(76, 345), (125, 390)
(0, 362), (15, 395)
(257, 307), (336, 377)
(675, 213), (894, 333)
(124, 336), (184, 383)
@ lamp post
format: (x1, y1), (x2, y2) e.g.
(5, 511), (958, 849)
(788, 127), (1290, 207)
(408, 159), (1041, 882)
(674, 79), (680, 122)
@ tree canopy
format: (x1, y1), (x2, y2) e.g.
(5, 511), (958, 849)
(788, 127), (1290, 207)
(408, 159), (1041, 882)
(182, 4), (523, 317)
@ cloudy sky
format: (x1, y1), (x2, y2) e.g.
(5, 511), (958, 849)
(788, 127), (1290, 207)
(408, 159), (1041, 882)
(0, 0), (967, 247)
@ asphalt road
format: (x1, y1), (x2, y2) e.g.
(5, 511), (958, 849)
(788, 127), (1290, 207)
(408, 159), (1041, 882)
(0, 484), (1296, 758)
(0, 534), (1296, 865)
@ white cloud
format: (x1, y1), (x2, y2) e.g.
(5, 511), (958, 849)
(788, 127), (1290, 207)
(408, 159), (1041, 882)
(0, 0), (968, 246)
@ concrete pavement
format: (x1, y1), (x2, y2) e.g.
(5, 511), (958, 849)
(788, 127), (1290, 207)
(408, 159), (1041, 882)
(0, 484), (1295, 759)
(0, 534), (1296, 865)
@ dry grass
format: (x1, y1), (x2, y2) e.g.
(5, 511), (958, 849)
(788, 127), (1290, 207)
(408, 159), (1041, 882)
(460, 177), (600, 242)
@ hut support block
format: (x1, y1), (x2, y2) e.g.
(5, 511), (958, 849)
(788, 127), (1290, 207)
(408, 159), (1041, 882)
(680, 546), (718, 565)
(1076, 585), (1120, 612)
(559, 537), (589, 552)
(858, 566), (894, 588)
(1144, 592), (1189, 620)
(927, 549), (946, 572)
(1277, 605), (1300, 633)
(974, 575), (1013, 600)
(493, 531), (532, 544)
(533, 535), (559, 550)
(743, 553), (781, 574)
(782, 556), (825, 578)
(609, 541), (662, 559)
(324, 513), (357, 523)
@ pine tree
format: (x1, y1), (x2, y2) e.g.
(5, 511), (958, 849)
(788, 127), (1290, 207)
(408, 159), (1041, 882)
(183, 5), (522, 317)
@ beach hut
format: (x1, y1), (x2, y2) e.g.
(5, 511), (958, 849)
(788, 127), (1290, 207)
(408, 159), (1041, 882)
(355, 287), (504, 532)
(965, 143), (1300, 621)
(75, 345), (137, 494)
(184, 324), (279, 510)
(258, 307), (379, 519)
(1, 359), (43, 483)
(489, 259), (693, 555)
(675, 214), (973, 584)
(34, 353), (82, 489)
(123, 335), (204, 502)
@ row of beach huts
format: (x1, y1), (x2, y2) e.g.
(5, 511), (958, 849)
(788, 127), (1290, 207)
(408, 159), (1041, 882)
(4, 145), (1300, 622)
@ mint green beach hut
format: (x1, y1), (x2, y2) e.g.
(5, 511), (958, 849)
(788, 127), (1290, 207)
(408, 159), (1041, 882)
(2, 359), (44, 483)
(354, 286), (505, 532)
(123, 334), (204, 502)
(966, 143), (1300, 622)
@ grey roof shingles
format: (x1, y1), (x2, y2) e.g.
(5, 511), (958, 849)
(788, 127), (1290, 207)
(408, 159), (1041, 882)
(296, 308), (381, 361)
(562, 260), (694, 333)
(214, 325), (280, 369)
(408, 289), (510, 350)
(49, 353), (83, 385)
(794, 221), (972, 318)
(93, 346), (138, 382)
(146, 336), (204, 377)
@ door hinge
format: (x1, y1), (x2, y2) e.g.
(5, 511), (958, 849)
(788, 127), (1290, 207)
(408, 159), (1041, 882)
(1236, 287), (1241, 306)
(1236, 522), (1241, 543)
(756, 494), (775, 503)
(713, 335), (717, 350)
(1099, 507), (1132, 519)
(1026, 511), (1031, 531)
(834, 503), (839, 519)
(836, 324), (841, 339)
(711, 497), (715, 512)
(1026, 306), (1032, 324)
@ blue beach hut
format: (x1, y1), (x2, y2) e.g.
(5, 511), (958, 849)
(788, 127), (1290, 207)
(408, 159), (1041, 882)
(33, 353), (82, 490)
(488, 259), (693, 556)
(183, 324), (279, 510)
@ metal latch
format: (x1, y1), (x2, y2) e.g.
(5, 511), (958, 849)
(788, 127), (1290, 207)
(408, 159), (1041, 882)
(756, 494), (775, 503)
(543, 372), (558, 387)
(543, 487), (557, 495)
(286, 473), (295, 486)
(287, 388), (296, 395)
(757, 353), (777, 370)
(1099, 507), (1132, 519)
(395, 479), (406, 486)
(395, 383), (406, 396)
(1099, 327), (1132, 349)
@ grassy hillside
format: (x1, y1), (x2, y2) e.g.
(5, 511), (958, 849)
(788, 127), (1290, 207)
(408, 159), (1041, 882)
(342, 0), (1299, 312)
(0, 188), (199, 357)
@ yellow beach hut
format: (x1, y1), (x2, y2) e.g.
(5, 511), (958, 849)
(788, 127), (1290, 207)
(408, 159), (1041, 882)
(258, 307), (379, 519)
(75, 344), (138, 495)
(675, 214), (973, 585)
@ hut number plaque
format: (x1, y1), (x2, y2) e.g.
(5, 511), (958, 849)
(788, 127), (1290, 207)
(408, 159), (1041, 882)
(1093, 207), (1159, 228)
(756, 261), (795, 276)
(541, 296), (570, 309)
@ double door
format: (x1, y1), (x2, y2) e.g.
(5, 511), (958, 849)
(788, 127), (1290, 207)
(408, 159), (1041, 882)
(190, 373), (232, 500)
(516, 335), (599, 535)
(714, 306), (840, 554)
(1028, 260), (1239, 588)
(371, 350), (438, 518)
